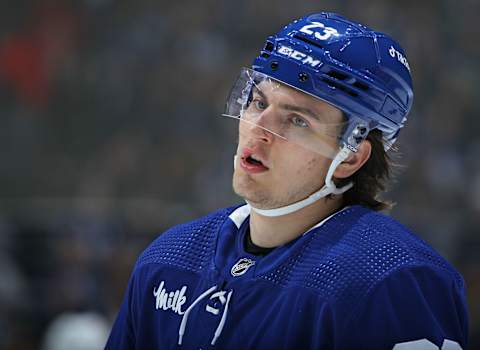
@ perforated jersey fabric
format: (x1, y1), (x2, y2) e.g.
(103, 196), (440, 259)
(136, 207), (233, 273)
(106, 205), (469, 350)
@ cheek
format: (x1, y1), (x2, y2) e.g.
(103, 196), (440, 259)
(236, 130), (246, 153)
(302, 157), (316, 173)
(293, 154), (330, 178)
(273, 149), (310, 171)
(236, 125), (251, 151)
(238, 120), (251, 139)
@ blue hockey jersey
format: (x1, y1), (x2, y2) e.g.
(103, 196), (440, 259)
(106, 205), (468, 349)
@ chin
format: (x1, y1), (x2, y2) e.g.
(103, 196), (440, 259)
(233, 183), (280, 210)
(233, 177), (265, 207)
(232, 170), (251, 194)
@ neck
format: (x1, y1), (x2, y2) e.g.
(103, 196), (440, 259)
(248, 196), (343, 248)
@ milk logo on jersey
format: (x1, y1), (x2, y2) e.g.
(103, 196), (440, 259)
(277, 45), (321, 68)
(389, 45), (411, 72)
(153, 280), (188, 315)
(231, 258), (256, 276)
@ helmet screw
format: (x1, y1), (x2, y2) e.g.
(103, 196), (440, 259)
(353, 125), (368, 136)
(298, 72), (308, 82)
(270, 61), (279, 70)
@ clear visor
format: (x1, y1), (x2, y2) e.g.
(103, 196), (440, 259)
(223, 68), (349, 159)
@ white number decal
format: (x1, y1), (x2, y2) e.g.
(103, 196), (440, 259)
(299, 21), (339, 40)
(392, 339), (462, 350)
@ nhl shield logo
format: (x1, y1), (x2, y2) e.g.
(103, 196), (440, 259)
(231, 258), (255, 277)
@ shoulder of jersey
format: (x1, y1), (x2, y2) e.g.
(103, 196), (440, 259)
(135, 206), (238, 273)
(258, 206), (464, 312)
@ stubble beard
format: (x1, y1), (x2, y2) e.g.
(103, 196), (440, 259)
(232, 172), (272, 208)
(232, 169), (321, 210)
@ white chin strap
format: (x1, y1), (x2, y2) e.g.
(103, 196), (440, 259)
(247, 146), (353, 217)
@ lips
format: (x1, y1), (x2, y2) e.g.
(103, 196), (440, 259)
(239, 148), (269, 173)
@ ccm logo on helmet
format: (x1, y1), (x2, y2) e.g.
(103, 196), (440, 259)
(277, 45), (321, 68)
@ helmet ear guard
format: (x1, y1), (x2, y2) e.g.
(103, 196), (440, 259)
(342, 118), (374, 152)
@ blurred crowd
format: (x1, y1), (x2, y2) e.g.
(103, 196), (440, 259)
(0, 0), (478, 348)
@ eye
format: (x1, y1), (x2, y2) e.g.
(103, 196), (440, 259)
(291, 115), (309, 128)
(253, 98), (267, 110)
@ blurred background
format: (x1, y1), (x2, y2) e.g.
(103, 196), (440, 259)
(0, 0), (478, 348)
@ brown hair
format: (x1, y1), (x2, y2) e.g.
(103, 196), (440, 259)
(334, 129), (396, 211)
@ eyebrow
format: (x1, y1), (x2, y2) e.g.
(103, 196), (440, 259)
(253, 86), (321, 121)
(279, 103), (320, 121)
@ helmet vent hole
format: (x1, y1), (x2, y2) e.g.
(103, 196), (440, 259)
(326, 70), (348, 81)
(353, 81), (369, 91)
(293, 34), (324, 49)
(264, 41), (275, 52)
(321, 78), (359, 97)
(261, 52), (270, 58)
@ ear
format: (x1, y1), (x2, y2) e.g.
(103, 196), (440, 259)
(334, 140), (372, 179)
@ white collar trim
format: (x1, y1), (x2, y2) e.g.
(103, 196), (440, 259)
(228, 204), (350, 233)
(228, 204), (251, 229)
(302, 206), (351, 236)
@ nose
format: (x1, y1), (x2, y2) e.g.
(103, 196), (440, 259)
(245, 108), (277, 143)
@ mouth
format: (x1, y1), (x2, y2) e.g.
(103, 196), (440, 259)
(246, 155), (263, 166)
(239, 148), (269, 173)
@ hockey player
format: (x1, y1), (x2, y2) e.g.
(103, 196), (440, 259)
(106, 12), (468, 349)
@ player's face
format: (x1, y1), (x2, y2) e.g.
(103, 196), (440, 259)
(232, 81), (343, 210)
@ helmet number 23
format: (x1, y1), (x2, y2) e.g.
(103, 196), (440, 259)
(299, 22), (339, 41)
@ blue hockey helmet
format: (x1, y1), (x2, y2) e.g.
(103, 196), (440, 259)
(251, 12), (414, 150)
